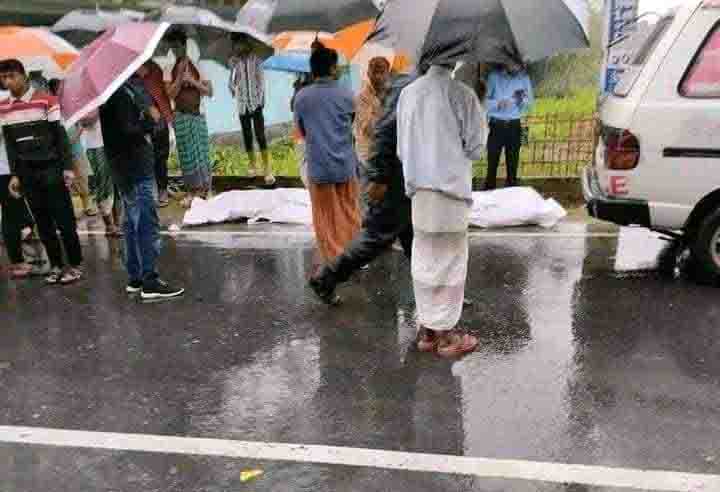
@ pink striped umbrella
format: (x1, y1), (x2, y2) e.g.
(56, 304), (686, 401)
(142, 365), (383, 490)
(59, 22), (171, 127)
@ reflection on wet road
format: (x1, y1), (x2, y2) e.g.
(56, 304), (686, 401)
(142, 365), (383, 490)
(1, 225), (719, 491)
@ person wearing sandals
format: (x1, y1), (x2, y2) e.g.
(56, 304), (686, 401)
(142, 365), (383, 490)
(48, 79), (97, 218)
(0, 119), (32, 279)
(78, 111), (121, 237)
(99, 75), (184, 301)
(0, 59), (84, 285)
(396, 61), (487, 358)
(165, 30), (214, 208)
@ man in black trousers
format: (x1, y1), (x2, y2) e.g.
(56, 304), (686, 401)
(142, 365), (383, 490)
(308, 72), (418, 305)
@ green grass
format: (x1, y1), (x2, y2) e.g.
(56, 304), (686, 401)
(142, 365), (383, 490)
(169, 90), (598, 179)
(530, 87), (598, 117)
(168, 137), (301, 177)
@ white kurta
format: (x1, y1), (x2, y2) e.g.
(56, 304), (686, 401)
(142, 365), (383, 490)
(397, 65), (486, 332)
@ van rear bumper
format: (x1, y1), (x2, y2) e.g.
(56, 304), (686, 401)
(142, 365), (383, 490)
(582, 166), (651, 227)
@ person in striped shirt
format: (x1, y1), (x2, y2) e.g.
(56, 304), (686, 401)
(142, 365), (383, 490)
(0, 59), (84, 285)
(229, 33), (274, 185)
(136, 60), (173, 208)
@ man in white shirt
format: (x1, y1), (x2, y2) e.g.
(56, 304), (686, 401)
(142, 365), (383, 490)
(397, 63), (487, 358)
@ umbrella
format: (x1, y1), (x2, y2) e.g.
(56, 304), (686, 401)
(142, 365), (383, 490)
(262, 50), (313, 73)
(147, 5), (272, 66)
(237, 0), (380, 35)
(262, 49), (352, 74)
(0, 26), (79, 79)
(269, 20), (408, 74)
(59, 22), (171, 128)
(272, 20), (374, 60)
(51, 8), (144, 47)
(367, 0), (590, 67)
(52, 8), (144, 33)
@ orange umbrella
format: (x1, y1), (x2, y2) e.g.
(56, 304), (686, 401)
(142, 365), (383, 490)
(0, 26), (79, 78)
(272, 20), (410, 73)
(272, 19), (373, 60)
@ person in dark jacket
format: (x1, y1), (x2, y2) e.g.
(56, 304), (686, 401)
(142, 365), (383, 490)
(308, 72), (418, 305)
(1, 59), (84, 285)
(99, 74), (184, 301)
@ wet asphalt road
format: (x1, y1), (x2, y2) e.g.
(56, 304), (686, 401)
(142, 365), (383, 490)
(1, 220), (720, 491)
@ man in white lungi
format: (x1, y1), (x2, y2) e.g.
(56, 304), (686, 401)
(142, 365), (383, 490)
(397, 63), (487, 358)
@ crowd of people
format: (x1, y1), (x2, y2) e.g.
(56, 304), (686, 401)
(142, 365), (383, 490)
(0, 27), (535, 357)
(298, 46), (534, 357)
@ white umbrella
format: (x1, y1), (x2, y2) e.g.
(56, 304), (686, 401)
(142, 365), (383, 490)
(368, 0), (591, 67)
(147, 5), (271, 66)
(52, 8), (144, 33)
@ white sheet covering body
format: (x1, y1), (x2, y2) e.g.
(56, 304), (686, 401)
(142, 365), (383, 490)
(182, 187), (566, 229)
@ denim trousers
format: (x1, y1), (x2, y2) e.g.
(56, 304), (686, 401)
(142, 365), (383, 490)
(119, 176), (161, 284)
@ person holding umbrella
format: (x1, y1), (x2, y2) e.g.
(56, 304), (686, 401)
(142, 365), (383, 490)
(165, 29), (214, 207)
(0, 59), (84, 285)
(396, 59), (486, 357)
(99, 72), (185, 300)
(229, 33), (274, 186)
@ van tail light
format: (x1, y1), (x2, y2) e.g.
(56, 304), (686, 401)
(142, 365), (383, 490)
(603, 126), (640, 170)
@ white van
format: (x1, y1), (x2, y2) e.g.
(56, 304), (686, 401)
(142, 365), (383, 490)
(584, 0), (720, 279)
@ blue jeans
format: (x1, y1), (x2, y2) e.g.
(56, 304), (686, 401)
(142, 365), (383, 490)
(119, 177), (161, 284)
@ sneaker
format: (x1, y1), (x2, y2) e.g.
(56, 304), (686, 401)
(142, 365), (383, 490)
(308, 277), (341, 306)
(126, 280), (143, 294)
(141, 279), (185, 300)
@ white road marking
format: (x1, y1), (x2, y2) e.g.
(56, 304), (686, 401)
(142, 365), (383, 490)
(75, 230), (620, 239)
(0, 426), (717, 491)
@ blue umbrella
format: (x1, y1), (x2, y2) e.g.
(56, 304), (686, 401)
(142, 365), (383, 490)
(262, 50), (311, 73)
(262, 50), (361, 93)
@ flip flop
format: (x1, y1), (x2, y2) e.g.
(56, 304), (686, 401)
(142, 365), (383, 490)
(417, 336), (438, 353)
(60, 267), (83, 285)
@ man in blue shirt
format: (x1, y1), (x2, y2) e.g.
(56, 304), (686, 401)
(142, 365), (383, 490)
(484, 63), (534, 190)
(294, 47), (361, 269)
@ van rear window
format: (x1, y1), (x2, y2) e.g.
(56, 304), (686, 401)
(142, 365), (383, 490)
(614, 15), (674, 97)
(680, 24), (720, 97)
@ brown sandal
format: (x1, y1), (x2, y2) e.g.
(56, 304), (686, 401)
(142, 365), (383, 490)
(416, 329), (439, 353)
(436, 331), (479, 358)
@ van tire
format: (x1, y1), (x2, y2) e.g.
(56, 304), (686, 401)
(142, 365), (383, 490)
(690, 208), (720, 285)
